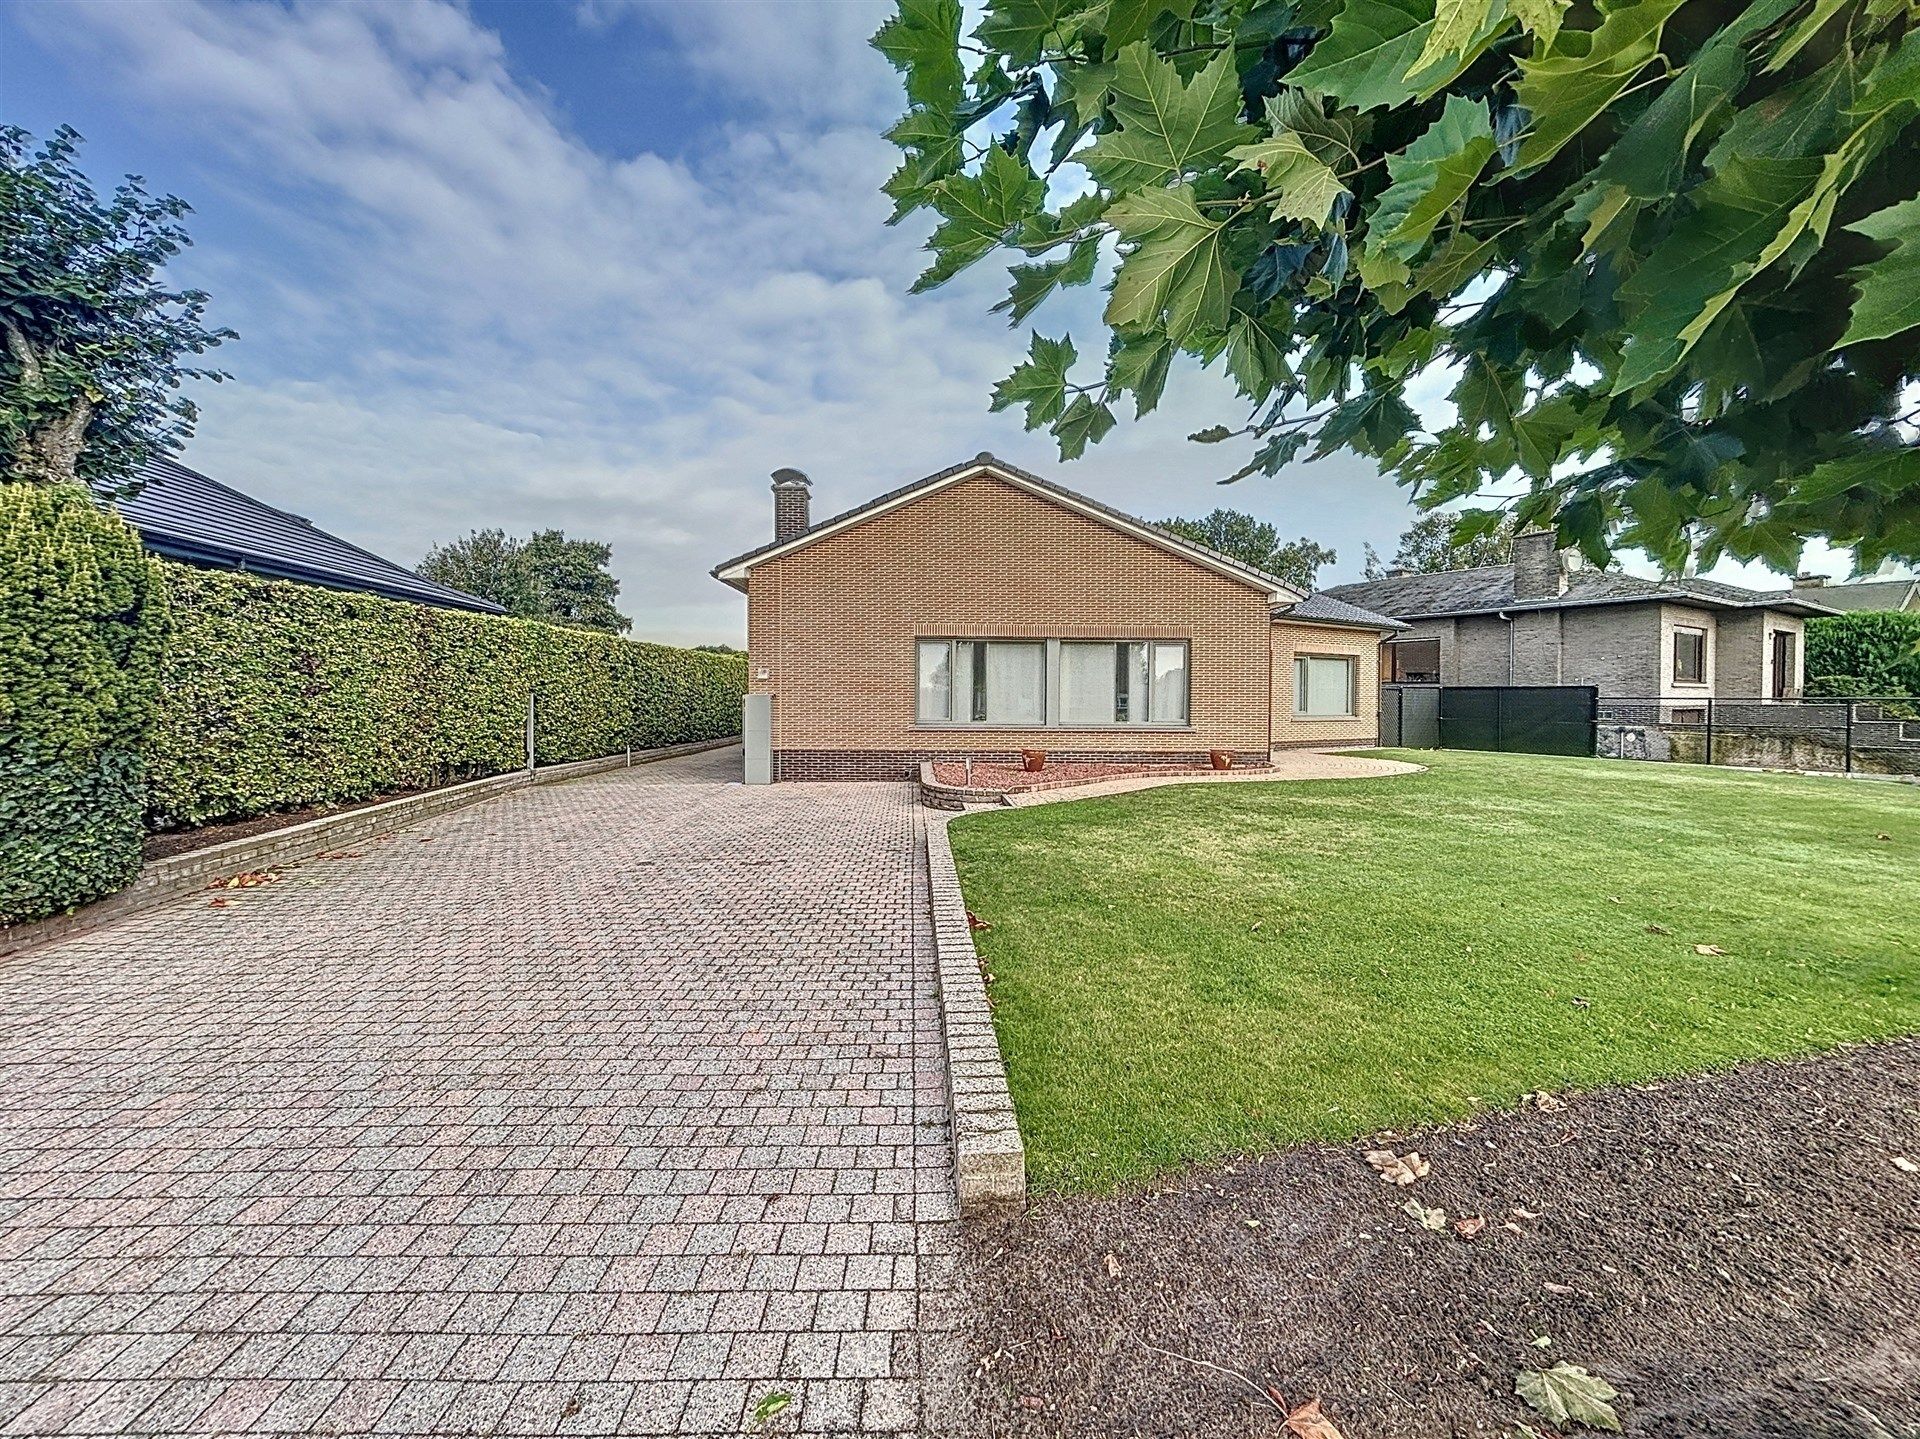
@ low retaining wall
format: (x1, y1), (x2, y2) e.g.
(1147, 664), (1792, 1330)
(924, 813), (1026, 1213)
(0, 737), (739, 959)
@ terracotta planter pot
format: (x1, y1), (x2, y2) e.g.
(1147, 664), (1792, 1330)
(1209, 749), (1234, 770)
(1021, 749), (1047, 773)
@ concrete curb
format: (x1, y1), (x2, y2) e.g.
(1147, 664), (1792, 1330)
(924, 811), (1025, 1214)
(1, 737), (741, 960)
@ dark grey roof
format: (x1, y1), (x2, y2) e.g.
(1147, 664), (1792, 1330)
(1792, 577), (1918, 611)
(106, 457), (505, 614)
(1323, 563), (1835, 621)
(1276, 592), (1404, 631)
(711, 452), (1305, 599)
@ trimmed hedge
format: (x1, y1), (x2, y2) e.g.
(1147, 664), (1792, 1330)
(148, 565), (746, 829)
(1, 484), (167, 924)
(1806, 610), (1920, 698)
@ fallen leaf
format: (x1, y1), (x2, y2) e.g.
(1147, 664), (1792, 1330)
(1531, 1334), (1553, 1348)
(559, 1397), (581, 1419)
(1570, 996), (1592, 1009)
(1525, 1091), (1566, 1113)
(1513, 1206), (1542, 1220)
(1693, 944), (1726, 956)
(1402, 1199), (1448, 1231)
(1245, 1218), (1262, 1229)
(1364, 1149), (1430, 1186)
(1644, 923), (1671, 935)
(749, 1390), (793, 1428)
(1453, 1215), (1487, 1239)
(1283, 1397), (1346, 1439)
(1892, 1156), (1919, 1174)
(1103, 1252), (1121, 1278)
(207, 897), (229, 908)
(1516, 1361), (1623, 1432)
(317, 849), (364, 860)
(1542, 1280), (1576, 1295)
(1019, 1395), (1046, 1411)
(966, 910), (992, 932)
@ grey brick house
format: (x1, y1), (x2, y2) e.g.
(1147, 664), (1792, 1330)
(1322, 530), (1837, 706)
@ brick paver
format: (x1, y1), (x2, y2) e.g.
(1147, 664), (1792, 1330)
(0, 748), (958, 1437)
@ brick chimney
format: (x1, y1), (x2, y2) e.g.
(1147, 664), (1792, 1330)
(1793, 572), (1825, 588)
(1511, 528), (1568, 601)
(771, 468), (811, 542)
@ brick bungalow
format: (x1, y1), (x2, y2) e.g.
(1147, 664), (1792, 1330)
(712, 453), (1401, 782)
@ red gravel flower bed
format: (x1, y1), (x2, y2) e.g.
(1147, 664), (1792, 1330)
(929, 759), (1219, 793)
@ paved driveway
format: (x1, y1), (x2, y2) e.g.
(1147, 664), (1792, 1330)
(0, 748), (957, 1437)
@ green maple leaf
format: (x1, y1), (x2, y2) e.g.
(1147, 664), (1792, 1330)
(1225, 311), (1294, 402)
(1290, 0), (1500, 111)
(1104, 184), (1236, 343)
(1515, 1363), (1623, 1433)
(1081, 44), (1251, 191)
(975, 0), (1099, 66)
(996, 235), (1102, 323)
(1226, 134), (1350, 229)
(1509, 0), (1568, 48)
(1840, 194), (1920, 344)
(1107, 331), (1174, 416)
(1366, 95), (1496, 260)
(990, 331), (1079, 429)
(1053, 393), (1117, 459)
(1262, 92), (1358, 169)
(1514, 0), (1690, 171)
(914, 146), (1046, 292)
(872, 0), (966, 111)
(1411, 0), (1494, 76)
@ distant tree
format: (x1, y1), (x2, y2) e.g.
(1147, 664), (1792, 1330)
(1158, 508), (1334, 591)
(1366, 511), (1521, 578)
(693, 643), (744, 654)
(1, 125), (231, 489)
(418, 527), (630, 634)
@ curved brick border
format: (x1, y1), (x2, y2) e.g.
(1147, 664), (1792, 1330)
(924, 812), (1026, 1212)
(0, 737), (740, 960)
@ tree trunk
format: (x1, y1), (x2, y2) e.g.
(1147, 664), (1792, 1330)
(1, 318), (91, 485)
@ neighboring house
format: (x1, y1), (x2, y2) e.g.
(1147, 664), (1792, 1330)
(711, 453), (1401, 781)
(104, 456), (504, 614)
(1322, 530), (1835, 706)
(1791, 574), (1920, 612)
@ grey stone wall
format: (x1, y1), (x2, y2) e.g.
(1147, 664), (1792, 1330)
(1511, 609), (1564, 685)
(1561, 604), (1661, 695)
(1454, 615), (1513, 684)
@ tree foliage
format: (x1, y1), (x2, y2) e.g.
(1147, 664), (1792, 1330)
(0, 483), (167, 924)
(1365, 506), (1519, 574)
(0, 126), (231, 489)
(875, 0), (1920, 574)
(419, 527), (632, 634)
(1158, 505), (1335, 586)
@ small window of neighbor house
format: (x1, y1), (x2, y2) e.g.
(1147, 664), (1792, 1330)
(1294, 654), (1357, 718)
(1387, 638), (1440, 684)
(1674, 627), (1707, 684)
(1670, 706), (1706, 725)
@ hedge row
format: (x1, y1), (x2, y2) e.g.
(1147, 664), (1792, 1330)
(148, 565), (746, 829)
(1805, 610), (1920, 698)
(1, 484), (167, 925)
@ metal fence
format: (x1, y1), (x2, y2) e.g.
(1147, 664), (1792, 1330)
(1594, 695), (1920, 777)
(1439, 686), (1598, 756)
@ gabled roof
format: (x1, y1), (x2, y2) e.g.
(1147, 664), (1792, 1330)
(1275, 592), (1404, 632)
(710, 452), (1308, 601)
(1792, 577), (1919, 612)
(1323, 563), (1836, 621)
(106, 457), (505, 615)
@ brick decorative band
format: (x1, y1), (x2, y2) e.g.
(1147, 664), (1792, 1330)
(924, 813), (1026, 1213)
(0, 737), (741, 960)
(779, 748), (1269, 782)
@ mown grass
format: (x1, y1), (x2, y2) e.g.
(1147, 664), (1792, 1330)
(947, 750), (1920, 1193)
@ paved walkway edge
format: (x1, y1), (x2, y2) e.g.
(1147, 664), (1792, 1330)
(0, 736), (741, 959)
(925, 811), (1026, 1213)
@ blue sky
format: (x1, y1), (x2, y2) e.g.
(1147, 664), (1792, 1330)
(0, 0), (1869, 642)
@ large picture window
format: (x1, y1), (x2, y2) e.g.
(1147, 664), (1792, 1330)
(916, 638), (1189, 727)
(1293, 654), (1357, 718)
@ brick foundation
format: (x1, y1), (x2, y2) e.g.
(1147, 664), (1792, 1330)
(774, 748), (1270, 782)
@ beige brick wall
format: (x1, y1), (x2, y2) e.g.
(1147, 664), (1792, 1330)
(1271, 622), (1383, 746)
(745, 472), (1275, 762)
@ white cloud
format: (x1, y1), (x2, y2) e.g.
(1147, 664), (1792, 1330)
(16, 0), (1420, 643)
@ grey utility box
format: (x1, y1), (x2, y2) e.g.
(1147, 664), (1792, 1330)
(743, 693), (773, 785)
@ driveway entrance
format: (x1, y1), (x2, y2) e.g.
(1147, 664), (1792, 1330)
(0, 747), (956, 1436)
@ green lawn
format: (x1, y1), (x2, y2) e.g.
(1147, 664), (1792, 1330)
(948, 751), (1920, 1193)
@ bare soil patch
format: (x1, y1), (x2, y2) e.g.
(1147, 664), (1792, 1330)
(960, 1041), (1920, 1438)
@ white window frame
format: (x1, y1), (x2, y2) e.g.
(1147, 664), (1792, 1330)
(1293, 653), (1358, 720)
(913, 637), (1191, 729)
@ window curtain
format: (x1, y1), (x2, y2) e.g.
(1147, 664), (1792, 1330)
(984, 642), (1045, 724)
(1059, 643), (1115, 723)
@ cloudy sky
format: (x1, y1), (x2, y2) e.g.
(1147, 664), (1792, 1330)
(1, 0), (1877, 643)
